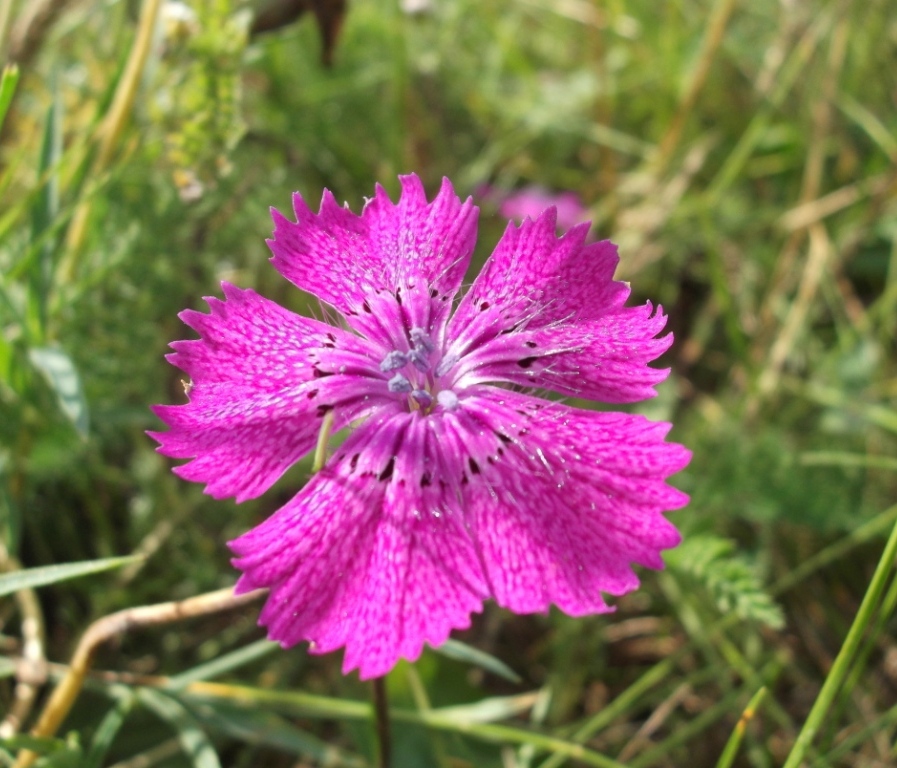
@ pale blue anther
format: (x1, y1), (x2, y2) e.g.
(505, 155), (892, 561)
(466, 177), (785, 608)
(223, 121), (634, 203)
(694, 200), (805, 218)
(387, 373), (412, 393)
(409, 327), (435, 353)
(380, 350), (408, 372)
(435, 354), (458, 378)
(411, 389), (433, 408)
(408, 349), (431, 373)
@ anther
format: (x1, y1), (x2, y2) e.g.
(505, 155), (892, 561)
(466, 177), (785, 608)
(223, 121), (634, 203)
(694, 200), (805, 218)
(380, 350), (409, 372)
(408, 349), (431, 373)
(387, 374), (413, 393)
(411, 389), (433, 408)
(409, 327), (435, 352)
(435, 354), (458, 378)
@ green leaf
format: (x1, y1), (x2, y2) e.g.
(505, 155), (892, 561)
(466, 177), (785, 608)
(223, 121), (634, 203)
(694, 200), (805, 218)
(0, 733), (79, 763)
(28, 78), (62, 341)
(0, 65), (19, 133)
(28, 346), (89, 437)
(0, 735), (62, 754)
(168, 639), (279, 691)
(667, 535), (785, 630)
(429, 691), (542, 724)
(41, 739), (84, 768)
(137, 689), (221, 768)
(0, 555), (142, 598)
(189, 700), (367, 767)
(83, 688), (137, 768)
(431, 639), (522, 684)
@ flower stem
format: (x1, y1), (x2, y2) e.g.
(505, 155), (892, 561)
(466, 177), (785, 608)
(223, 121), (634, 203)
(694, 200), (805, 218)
(372, 676), (392, 768)
(782, 513), (897, 768)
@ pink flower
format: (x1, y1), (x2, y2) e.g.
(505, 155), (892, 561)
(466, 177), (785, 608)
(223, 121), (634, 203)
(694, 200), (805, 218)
(151, 175), (690, 679)
(481, 184), (590, 231)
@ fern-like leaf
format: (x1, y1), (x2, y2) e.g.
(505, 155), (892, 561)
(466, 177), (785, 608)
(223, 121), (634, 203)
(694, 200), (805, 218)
(667, 534), (785, 629)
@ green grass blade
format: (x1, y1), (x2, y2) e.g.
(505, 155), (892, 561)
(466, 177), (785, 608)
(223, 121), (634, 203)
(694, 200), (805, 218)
(782, 513), (897, 767)
(188, 700), (368, 767)
(137, 688), (221, 768)
(0, 555), (142, 597)
(184, 683), (625, 767)
(83, 688), (136, 768)
(167, 639), (279, 690)
(27, 346), (89, 437)
(714, 687), (767, 768)
(432, 638), (523, 684)
(28, 76), (62, 342)
(0, 64), (18, 132)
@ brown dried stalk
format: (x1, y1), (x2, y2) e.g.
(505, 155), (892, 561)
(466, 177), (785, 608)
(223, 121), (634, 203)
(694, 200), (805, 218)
(13, 586), (266, 768)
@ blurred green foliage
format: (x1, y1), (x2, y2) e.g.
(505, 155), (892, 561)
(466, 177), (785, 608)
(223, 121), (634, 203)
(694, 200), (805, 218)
(1, 0), (896, 766)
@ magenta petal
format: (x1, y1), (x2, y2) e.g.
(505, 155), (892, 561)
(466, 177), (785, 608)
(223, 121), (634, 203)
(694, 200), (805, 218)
(269, 175), (478, 315)
(166, 283), (360, 385)
(452, 211), (625, 330)
(231, 414), (488, 679)
(151, 387), (351, 502)
(447, 211), (670, 401)
(454, 303), (673, 403)
(448, 390), (688, 615)
(150, 283), (384, 501)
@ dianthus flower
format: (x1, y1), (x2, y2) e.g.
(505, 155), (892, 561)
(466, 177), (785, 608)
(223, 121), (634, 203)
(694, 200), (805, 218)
(151, 175), (690, 679)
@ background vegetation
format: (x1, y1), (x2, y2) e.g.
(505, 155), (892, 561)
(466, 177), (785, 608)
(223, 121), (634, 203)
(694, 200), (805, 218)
(1, 0), (896, 765)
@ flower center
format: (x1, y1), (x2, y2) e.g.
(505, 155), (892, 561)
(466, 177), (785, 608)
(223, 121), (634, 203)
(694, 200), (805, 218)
(379, 327), (459, 413)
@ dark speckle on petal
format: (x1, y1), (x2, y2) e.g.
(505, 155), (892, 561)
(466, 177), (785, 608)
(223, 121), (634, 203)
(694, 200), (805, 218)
(378, 456), (395, 481)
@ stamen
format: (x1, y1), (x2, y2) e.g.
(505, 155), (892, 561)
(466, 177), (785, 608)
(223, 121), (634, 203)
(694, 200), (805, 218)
(409, 327), (435, 353)
(408, 349), (431, 373)
(411, 389), (433, 408)
(435, 354), (458, 377)
(387, 374), (412, 393)
(380, 350), (408, 372)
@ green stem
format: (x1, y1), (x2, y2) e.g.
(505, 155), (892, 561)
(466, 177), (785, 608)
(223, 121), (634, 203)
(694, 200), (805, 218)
(184, 682), (626, 768)
(714, 687), (767, 768)
(782, 514), (897, 768)
(312, 409), (335, 473)
(372, 677), (391, 768)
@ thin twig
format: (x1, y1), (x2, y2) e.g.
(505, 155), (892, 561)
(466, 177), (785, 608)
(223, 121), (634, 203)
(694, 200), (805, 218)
(0, 545), (47, 740)
(13, 586), (266, 768)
